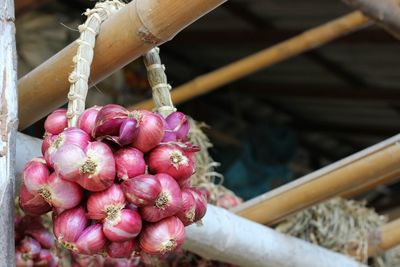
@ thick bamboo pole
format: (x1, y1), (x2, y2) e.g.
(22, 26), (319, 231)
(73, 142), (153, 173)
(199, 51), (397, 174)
(131, 11), (371, 110)
(232, 134), (400, 225)
(0, 0), (18, 265)
(184, 205), (366, 267)
(17, 0), (227, 130)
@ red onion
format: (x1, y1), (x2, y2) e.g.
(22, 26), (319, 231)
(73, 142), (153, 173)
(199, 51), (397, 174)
(22, 157), (49, 194)
(217, 193), (243, 209)
(139, 216), (185, 255)
(103, 209), (142, 242)
(41, 172), (83, 209)
(147, 144), (198, 182)
(121, 174), (161, 207)
(118, 118), (138, 146)
(53, 207), (88, 251)
(35, 249), (59, 267)
(140, 174), (182, 222)
(44, 108), (68, 135)
(106, 239), (136, 258)
(158, 114), (177, 142)
(26, 227), (55, 249)
(45, 127), (90, 167)
(176, 189), (196, 226)
(41, 134), (53, 157)
(19, 183), (51, 216)
(19, 236), (41, 259)
(16, 250), (34, 267)
(53, 141), (116, 191)
(165, 112), (189, 141)
(189, 188), (207, 222)
(77, 141), (116, 191)
(76, 224), (107, 255)
(77, 106), (102, 136)
(93, 104), (129, 138)
(114, 147), (145, 180)
(131, 110), (164, 152)
(87, 184), (126, 220)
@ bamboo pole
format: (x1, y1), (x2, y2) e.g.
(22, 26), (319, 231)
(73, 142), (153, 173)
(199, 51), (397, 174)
(232, 134), (400, 225)
(131, 11), (371, 110)
(17, 0), (227, 130)
(0, 0), (18, 265)
(184, 205), (365, 267)
(343, 0), (400, 39)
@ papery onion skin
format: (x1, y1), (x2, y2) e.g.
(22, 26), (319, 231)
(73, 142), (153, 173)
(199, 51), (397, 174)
(103, 209), (142, 242)
(140, 173), (182, 222)
(114, 147), (145, 181)
(93, 104), (129, 138)
(121, 174), (161, 207)
(77, 141), (116, 192)
(19, 183), (51, 216)
(53, 207), (88, 250)
(106, 239), (137, 258)
(176, 188), (196, 226)
(131, 110), (164, 152)
(147, 144), (196, 182)
(22, 157), (50, 194)
(76, 224), (107, 255)
(139, 216), (185, 255)
(118, 118), (138, 146)
(77, 106), (102, 137)
(44, 108), (68, 135)
(87, 184), (126, 220)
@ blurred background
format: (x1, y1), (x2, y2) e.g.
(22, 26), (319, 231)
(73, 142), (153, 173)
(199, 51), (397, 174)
(17, 0), (400, 218)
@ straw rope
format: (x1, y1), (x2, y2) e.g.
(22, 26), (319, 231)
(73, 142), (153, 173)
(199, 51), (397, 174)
(66, 0), (125, 127)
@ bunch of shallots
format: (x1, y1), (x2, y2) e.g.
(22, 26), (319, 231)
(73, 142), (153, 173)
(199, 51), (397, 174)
(15, 215), (59, 267)
(19, 104), (207, 258)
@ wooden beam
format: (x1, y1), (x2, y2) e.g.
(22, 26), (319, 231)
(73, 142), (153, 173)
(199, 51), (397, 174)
(368, 218), (400, 256)
(17, 0), (227, 130)
(343, 0), (400, 39)
(0, 0), (18, 265)
(232, 134), (400, 225)
(132, 12), (371, 110)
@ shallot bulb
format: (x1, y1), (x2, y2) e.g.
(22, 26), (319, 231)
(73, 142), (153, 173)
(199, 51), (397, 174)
(44, 108), (68, 135)
(139, 216), (185, 255)
(217, 193), (243, 209)
(87, 184), (126, 220)
(19, 184), (51, 216)
(121, 174), (161, 207)
(22, 157), (49, 194)
(77, 106), (102, 136)
(114, 147), (146, 180)
(147, 143), (198, 182)
(76, 224), (107, 255)
(158, 115), (177, 142)
(140, 174), (182, 222)
(176, 189), (196, 226)
(16, 250), (34, 267)
(53, 207), (88, 251)
(26, 227), (55, 249)
(131, 110), (164, 152)
(103, 209), (142, 242)
(19, 236), (41, 259)
(106, 239), (136, 258)
(35, 249), (59, 267)
(165, 112), (190, 141)
(53, 141), (116, 191)
(189, 188), (207, 222)
(45, 127), (90, 167)
(93, 104), (131, 138)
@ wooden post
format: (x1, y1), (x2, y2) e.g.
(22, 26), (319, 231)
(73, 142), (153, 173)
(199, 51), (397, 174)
(232, 134), (400, 225)
(17, 0), (227, 130)
(131, 11), (371, 110)
(343, 0), (400, 39)
(0, 0), (18, 265)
